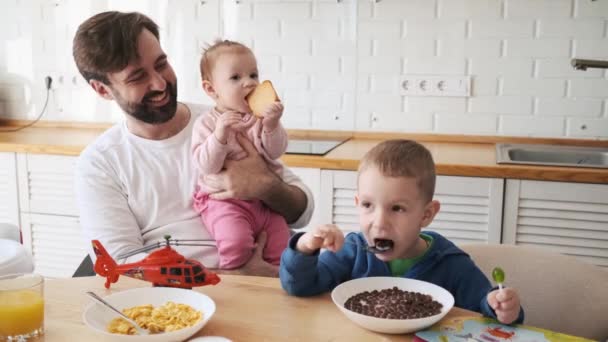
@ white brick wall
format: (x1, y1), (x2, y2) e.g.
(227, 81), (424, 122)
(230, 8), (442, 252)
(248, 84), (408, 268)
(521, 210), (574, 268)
(500, 115), (565, 137)
(1, 0), (607, 139)
(435, 113), (497, 134)
(537, 98), (603, 117)
(439, 0), (502, 19)
(506, 0), (572, 19)
(470, 96), (533, 115)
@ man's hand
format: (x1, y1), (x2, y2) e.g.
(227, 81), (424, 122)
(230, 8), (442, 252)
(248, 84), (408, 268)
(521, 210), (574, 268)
(205, 133), (308, 223)
(296, 224), (344, 255)
(214, 111), (244, 144)
(261, 102), (283, 132)
(217, 232), (279, 277)
(205, 133), (277, 201)
(487, 288), (521, 324)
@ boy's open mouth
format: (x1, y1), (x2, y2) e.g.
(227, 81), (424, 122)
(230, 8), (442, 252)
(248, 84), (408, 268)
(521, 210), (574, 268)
(372, 239), (394, 252)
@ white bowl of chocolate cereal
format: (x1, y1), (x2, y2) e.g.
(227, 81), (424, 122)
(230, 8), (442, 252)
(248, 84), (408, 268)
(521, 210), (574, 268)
(331, 277), (454, 334)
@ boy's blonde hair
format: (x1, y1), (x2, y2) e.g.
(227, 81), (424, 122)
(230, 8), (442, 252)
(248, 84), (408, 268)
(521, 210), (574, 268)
(199, 39), (252, 82)
(358, 139), (436, 203)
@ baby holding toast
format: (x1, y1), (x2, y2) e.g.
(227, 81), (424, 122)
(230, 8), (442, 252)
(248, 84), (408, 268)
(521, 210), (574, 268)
(191, 40), (289, 269)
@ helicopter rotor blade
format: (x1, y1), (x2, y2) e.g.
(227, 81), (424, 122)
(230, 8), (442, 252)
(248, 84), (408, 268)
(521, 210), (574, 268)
(116, 240), (218, 260)
(170, 243), (217, 247)
(171, 239), (216, 242)
(116, 242), (163, 260)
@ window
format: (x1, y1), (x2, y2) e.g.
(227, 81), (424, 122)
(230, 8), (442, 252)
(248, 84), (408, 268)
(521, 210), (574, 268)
(169, 268), (182, 276)
(160, 267), (167, 275)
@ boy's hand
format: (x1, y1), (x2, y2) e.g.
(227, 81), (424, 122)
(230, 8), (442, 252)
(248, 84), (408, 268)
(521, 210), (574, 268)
(296, 224), (344, 255)
(214, 111), (244, 144)
(487, 288), (521, 324)
(261, 102), (283, 132)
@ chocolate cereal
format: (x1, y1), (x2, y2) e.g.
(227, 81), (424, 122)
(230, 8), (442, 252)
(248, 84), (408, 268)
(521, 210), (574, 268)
(344, 286), (442, 319)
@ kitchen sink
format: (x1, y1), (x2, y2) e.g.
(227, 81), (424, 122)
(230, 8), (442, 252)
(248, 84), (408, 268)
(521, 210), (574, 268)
(496, 143), (608, 169)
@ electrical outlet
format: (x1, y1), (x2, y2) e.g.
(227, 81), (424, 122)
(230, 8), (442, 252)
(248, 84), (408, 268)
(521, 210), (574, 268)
(45, 72), (83, 90)
(400, 75), (470, 97)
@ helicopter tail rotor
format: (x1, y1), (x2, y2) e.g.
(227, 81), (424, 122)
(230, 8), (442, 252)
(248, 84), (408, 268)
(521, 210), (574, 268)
(91, 240), (119, 288)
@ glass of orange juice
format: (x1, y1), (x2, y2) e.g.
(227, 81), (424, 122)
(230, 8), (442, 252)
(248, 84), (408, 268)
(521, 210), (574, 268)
(0, 273), (44, 340)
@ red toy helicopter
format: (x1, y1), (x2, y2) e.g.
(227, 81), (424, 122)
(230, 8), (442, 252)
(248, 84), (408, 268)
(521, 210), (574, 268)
(92, 235), (220, 289)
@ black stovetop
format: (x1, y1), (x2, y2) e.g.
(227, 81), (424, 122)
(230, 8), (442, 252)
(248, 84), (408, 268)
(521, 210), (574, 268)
(285, 138), (349, 156)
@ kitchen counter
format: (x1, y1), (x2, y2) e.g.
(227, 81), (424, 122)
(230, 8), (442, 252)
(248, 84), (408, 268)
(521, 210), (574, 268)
(1, 123), (607, 184)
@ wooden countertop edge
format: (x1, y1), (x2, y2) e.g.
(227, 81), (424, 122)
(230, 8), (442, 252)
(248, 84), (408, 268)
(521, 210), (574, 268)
(282, 155), (608, 184)
(1, 120), (607, 146)
(1, 123), (607, 184)
(0, 144), (83, 156)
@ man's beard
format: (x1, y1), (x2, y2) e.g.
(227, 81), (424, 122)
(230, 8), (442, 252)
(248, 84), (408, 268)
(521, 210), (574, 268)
(113, 81), (178, 124)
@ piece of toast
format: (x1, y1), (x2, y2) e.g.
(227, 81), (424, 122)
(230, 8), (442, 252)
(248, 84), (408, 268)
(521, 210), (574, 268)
(246, 80), (279, 117)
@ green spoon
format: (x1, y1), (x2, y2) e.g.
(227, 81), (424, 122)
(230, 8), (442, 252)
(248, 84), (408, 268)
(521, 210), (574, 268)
(492, 267), (505, 291)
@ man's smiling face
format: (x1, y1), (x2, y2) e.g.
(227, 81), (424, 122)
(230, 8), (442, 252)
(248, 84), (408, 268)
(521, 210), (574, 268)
(104, 29), (178, 124)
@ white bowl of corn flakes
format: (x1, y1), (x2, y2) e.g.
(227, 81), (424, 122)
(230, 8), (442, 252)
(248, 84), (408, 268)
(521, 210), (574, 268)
(82, 287), (215, 342)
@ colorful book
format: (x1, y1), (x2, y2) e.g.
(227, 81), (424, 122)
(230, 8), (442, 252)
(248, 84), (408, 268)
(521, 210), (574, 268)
(414, 317), (595, 342)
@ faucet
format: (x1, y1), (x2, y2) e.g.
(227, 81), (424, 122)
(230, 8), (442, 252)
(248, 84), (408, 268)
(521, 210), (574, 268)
(571, 58), (608, 71)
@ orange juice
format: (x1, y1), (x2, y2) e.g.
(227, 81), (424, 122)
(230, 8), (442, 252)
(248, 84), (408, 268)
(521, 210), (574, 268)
(0, 289), (44, 336)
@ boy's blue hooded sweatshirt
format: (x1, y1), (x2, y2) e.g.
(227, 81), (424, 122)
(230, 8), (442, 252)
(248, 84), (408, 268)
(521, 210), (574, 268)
(280, 231), (524, 324)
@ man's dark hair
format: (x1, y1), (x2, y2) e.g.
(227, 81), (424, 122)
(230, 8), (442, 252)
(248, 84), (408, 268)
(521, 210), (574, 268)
(72, 11), (159, 84)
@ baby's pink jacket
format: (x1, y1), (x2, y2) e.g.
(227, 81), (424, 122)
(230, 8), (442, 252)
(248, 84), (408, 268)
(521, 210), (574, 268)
(191, 108), (288, 193)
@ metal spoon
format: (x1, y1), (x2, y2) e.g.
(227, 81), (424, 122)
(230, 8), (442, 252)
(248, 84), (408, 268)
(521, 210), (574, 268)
(346, 241), (391, 254)
(85, 291), (149, 335)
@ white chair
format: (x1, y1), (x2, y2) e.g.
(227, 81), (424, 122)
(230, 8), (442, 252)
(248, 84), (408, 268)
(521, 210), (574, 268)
(461, 243), (608, 341)
(0, 222), (20, 242)
(0, 239), (34, 276)
(0, 223), (34, 276)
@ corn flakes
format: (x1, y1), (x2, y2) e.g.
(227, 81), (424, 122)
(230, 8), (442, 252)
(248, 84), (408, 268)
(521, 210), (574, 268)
(107, 302), (202, 335)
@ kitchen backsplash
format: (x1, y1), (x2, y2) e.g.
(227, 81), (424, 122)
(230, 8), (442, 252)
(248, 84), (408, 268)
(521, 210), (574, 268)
(0, 0), (607, 138)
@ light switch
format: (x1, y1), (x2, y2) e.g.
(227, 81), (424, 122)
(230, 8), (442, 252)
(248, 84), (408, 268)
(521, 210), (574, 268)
(400, 75), (471, 97)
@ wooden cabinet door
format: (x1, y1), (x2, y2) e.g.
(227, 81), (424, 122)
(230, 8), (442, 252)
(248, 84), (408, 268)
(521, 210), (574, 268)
(20, 213), (87, 278)
(0, 152), (19, 227)
(503, 179), (608, 268)
(17, 153), (79, 216)
(429, 176), (504, 245)
(289, 167), (322, 232)
(320, 170), (359, 233)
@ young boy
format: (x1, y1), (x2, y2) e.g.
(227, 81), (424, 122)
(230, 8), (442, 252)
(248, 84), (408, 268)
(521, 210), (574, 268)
(279, 139), (524, 324)
(191, 40), (289, 269)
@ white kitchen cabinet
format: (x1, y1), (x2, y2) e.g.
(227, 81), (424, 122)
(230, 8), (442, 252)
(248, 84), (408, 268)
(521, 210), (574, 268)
(319, 170), (359, 233)
(502, 180), (608, 269)
(20, 212), (87, 278)
(0, 152), (20, 226)
(16, 153), (83, 278)
(430, 176), (503, 244)
(318, 170), (504, 244)
(17, 153), (79, 216)
(289, 167), (322, 232)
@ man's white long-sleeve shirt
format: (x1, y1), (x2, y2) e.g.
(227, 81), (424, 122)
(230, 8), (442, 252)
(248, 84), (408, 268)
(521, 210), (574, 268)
(75, 102), (314, 267)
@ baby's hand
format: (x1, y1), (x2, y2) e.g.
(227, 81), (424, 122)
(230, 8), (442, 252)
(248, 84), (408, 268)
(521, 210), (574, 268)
(296, 224), (344, 255)
(261, 102), (283, 132)
(487, 288), (521, 324)
(215, 111), (244, 144)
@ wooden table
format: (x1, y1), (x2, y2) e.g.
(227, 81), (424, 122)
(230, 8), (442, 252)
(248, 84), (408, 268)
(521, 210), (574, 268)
(37, 275), (480, 341)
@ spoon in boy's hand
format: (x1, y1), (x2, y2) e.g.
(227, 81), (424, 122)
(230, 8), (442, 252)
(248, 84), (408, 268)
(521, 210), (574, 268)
(345, 240), (392, 254)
